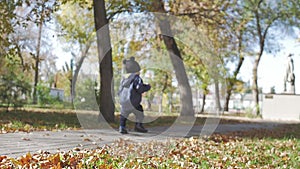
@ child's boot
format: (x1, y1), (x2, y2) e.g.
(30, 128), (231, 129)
(134, 123), (148, 133)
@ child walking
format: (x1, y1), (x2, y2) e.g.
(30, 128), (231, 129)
(119, 57), (151, 134)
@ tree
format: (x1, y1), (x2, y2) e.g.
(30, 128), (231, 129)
(170, 0), (300, 115)
(170, 0), (233, 113)
(149, 0), (194, 116)
(22, 0), (57, 104)
(56, 2), (95, 104)
(222, 1), (252, 112)
(93, 0), (115, 122)
(58, 0), (133, 122)
(0, 0), (25, 68)
(0, 0), (16, 57)
(0, 65), (31, 110)
(62, 59), (74, 102)
(0, 0), (42, 106)
(244, 0), (300, 115)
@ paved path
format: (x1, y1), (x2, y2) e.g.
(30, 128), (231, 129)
(0, 121), (282, 158)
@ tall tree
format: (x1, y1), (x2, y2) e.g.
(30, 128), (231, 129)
(0, 0), (25, 67)
(0, 0), (33, 107)
(223, 1), (252, 112)
(93, 0), (115, 122)
(170, 0), (233, 113)
(23, 0), (58, 104)
(56, 2), (95, 104)
(146, 0), (194, 116)
(244, 0), (300, 115)
(32, 3), (44, 104)
(171, 0), (300, 114)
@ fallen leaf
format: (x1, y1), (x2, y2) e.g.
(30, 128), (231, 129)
(83, 138), (92, 142)
(21, 137), (31, 141)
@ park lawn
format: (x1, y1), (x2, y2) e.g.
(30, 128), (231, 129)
(0, 109), (81, 133)
(0, 109), (252, 133)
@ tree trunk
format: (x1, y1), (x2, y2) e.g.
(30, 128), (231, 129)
(158, 93), (162, 113)
(251, 2), (273, 116)
(32, 7), (44, 104)
(146, 98), (151, 111)
(223, 88), (232, 112)
(200, 94), (206, 114)
(93, 0), (115, 123)
(68, 59), (74, 105)
(252, 57), (260, 115)
(214, 79), (222, 113)
(71, 42), (92, 104)
(153, 1), (194, 116)
(223, 56), (244, 111)
(223, 31), (245, 111)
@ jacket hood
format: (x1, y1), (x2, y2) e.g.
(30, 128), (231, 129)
(121, 74), (136, 87)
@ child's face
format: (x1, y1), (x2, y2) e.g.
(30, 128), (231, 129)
(136, 72), (140, 75)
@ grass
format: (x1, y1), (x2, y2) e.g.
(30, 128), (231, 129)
(0, 109), (81, 132)
(1, 108), (300, 139)
(0, 109), (226, 133)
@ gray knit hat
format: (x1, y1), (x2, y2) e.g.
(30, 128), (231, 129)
(123, 57), (141, 73)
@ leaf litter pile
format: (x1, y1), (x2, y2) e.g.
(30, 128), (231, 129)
(0, 133), (299, 168)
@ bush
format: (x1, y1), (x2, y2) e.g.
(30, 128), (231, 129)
(0, 71), (31, 109)
(36, 84), (62, 106)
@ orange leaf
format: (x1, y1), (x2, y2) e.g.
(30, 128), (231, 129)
(49, 154), (61, 165)
(0, 156), (7, 162)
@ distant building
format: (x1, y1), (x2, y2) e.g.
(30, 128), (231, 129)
(50, 88), (64, 101)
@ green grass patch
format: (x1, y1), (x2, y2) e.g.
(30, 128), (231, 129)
(0, 109), (81, 132)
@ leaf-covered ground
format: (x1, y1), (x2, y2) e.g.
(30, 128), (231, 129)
(1, 109), (299, 168)
(0, 135), (299, 168)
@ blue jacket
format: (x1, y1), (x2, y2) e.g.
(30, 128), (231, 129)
(119, 73), (151, 109)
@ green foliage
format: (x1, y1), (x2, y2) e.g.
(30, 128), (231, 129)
(0, 1), (16, 54)
(36, 84), (51, 104)
(59, 0), (92, 9)
(36, 84), (62, 106)
(55, 2), (95, 46)
(0, 64), (31, 109)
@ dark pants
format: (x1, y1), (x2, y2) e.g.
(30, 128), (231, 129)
(120, 105), (144, 127)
